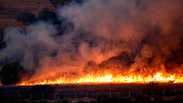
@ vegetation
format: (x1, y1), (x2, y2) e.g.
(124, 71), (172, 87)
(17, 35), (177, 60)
(49, 0), (71, 7)
(62, 99), (69, 103)
(49, 0), (83, 8)
(37, 7), (56, 22)
(0, 6), (4, 10)
(0, 62), (25, 85)
(0, 37), (5, 48)
(15, 12), (36, 25)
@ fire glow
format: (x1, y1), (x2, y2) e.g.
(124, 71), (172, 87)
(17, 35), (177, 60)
(18, 72), (183, 85)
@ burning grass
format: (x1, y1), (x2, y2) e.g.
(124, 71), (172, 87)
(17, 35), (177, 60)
(16, 71), (183, 86)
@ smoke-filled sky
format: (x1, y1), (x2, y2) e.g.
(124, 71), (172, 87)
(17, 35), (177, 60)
(0, 0), (183, 82)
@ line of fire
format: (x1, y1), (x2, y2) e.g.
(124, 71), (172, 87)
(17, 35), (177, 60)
(1, 0), (183, 102)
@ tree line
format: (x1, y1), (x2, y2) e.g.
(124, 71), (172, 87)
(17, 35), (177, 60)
(0, 0), (84, 85)
(15, 0), (83, 25)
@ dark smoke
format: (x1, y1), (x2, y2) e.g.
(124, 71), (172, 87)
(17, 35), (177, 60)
(0, 0), (183, 83)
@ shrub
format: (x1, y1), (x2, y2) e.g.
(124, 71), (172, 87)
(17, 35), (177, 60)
(0, 62), (25, 85)
(0, 6), (4, 10)
(37, 7), (56, 22)
(15, 12), (36, 25)
(62, 99), (69, 103)
(49, 0), (72, 8)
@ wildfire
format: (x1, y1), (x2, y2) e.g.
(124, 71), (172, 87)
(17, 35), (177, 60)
(17, 72), (183, 86)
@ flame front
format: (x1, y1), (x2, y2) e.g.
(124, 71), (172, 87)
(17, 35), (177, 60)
(18, 72), (183, 86)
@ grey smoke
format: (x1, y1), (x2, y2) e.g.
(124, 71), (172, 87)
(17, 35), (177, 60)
(0, 0), (183, 82)
(1, 22), (58, 70)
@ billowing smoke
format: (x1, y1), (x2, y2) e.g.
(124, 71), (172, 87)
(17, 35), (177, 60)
(0, 0), (183, 84)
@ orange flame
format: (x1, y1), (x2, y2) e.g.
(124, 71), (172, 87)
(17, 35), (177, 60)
(17, 72), (183, 86)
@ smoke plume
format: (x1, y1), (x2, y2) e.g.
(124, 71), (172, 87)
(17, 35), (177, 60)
(0, 0), (183, 83)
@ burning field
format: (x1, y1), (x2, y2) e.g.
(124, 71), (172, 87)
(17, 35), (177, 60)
(0, 0), (183, 86)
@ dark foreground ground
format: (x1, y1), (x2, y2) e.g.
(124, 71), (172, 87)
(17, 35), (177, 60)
(0, 83), (183, 103)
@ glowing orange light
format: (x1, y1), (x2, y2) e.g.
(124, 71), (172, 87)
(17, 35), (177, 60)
(16, 72), (183, 86)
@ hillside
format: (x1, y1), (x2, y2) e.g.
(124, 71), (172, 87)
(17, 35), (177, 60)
(0, 0), (55, 37)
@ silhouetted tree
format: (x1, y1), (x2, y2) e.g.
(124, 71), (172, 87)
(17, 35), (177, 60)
(37, 7), (57, 22)
(0, 62), (25, 85)
(49, 0), (83, 8)
(15, 12), (36, 25)
(49, 0), (70, 7)
(0, 36), (4, 48)
(0, 6), (4, 10)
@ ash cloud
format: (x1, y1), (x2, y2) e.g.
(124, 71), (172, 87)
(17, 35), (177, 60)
(58, 0), (183, 74)
(1, 0), (183, 83)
